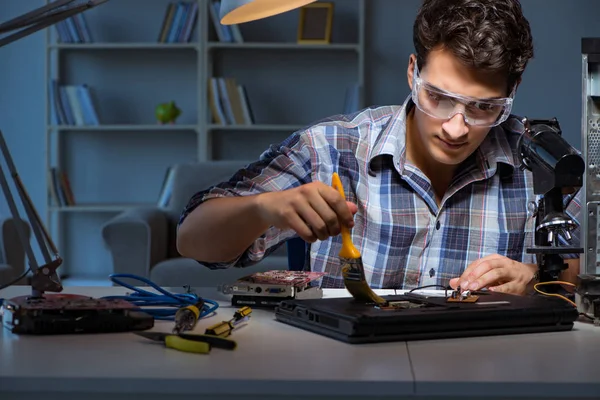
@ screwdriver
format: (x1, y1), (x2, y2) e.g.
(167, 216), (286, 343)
(205, 306), (252, 337)
(173, 299), (205, 334)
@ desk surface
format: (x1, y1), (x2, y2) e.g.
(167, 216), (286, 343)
(1, 285), (599, 400)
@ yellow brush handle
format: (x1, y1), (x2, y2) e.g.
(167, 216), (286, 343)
(331, 173), (361, 259)
(165, 335), (211, 354)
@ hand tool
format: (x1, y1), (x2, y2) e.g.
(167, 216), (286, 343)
(331, 172), (387, 306)
(134, 331), (237, 353)
(204, 306), (252, 337)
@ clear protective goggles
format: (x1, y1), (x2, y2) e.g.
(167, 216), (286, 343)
(411, 63), (515, 127)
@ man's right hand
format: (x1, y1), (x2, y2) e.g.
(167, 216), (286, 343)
(255, 181), (358, 243)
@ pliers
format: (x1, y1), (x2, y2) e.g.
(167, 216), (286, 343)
(134, 331), (237, 354)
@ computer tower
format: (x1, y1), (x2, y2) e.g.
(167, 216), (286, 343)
(581, 38), (600, 275)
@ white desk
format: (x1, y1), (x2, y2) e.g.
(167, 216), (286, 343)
(0, 286), (599, 400)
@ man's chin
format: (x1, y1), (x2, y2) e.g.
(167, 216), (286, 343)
(431, 150), (469, 167)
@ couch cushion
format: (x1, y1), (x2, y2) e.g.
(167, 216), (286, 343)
(165, 161), (255, 221)
(163, 160), (257, 259)
(150, 256), (289, 288)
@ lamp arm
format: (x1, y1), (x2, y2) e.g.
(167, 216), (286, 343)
(0, 130), (62, 295)
(0, 0), (74, 33)
(0, 0), (110, 296)
(0, 0), (303, 294)
(0, 0), (109, 48)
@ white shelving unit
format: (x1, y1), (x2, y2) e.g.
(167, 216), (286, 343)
(44, 0), (366, 278)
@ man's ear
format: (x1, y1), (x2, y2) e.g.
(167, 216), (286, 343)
(407, 54), (417, 90)
(509, 77), (522, 96)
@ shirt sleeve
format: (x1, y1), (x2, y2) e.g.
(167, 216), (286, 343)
(177, 130), (318, 270)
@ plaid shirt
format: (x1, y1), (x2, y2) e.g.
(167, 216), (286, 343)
(180, 96), (582, 289)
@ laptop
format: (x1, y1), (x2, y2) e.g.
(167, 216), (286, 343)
(274, 290), (579, 343)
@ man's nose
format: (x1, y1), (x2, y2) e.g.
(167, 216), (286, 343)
(441, 113), (469, 139)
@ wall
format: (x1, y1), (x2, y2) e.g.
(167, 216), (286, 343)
(0, 0), (599, 280)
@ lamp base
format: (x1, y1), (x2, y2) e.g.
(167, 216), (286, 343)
(1, 293), (154, 334)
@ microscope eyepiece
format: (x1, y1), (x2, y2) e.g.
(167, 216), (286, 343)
(518, 117), (585, 195)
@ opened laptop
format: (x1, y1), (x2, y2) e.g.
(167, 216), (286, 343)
(274, 289), (579, 344)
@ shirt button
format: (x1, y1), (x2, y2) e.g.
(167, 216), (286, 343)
(429, 268), (435, 277)
(436, 220), (441, 230)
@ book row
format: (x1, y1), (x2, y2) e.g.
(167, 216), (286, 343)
(48, 167), (76, 207)
(49, 80), (100, 126)
(207, 0), (244, 43)
(208, 77), (254, 125)
(158, 1), (199, 43)
(55, 14), (93, 43)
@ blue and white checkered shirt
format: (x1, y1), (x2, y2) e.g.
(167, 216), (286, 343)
(180, 96), (582, 289)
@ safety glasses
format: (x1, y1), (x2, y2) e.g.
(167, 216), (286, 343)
(411, 63), (514, 127)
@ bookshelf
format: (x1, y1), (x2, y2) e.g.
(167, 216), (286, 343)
(44, 0), (366, 279)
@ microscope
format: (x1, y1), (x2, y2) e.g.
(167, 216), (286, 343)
(518, 117), (585, 283)
(518, 118), (600, 323)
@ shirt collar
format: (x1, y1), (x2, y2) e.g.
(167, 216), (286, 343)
(367, 95), (412, 174)
(476, 116), (519, 179)
(367, 95), (518, 179)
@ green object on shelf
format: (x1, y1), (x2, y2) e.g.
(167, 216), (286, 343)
(155, 101), (182, 124)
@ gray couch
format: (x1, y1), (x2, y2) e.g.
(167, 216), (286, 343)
(101, 161), (291, 288)
(0, 216), (30, 286)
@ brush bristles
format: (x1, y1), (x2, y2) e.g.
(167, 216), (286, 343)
(340, 257), (387, 305)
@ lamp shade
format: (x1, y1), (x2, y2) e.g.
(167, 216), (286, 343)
(219, 0), (316, 25)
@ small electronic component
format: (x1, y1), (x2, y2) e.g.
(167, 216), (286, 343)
(2, 294), (154, 334)
(220, 270), (325, 307)
(376, 300), (426, 310)
(220, 271), (325, 297)
(447, 286), (479, 303)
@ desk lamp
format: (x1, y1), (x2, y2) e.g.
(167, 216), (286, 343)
(0, 0), (314, 334)
(0, 0), (109, 298)
(219, 0), (316, 25)
(0, 0), (315, 296)
(0, 0), (316, 330)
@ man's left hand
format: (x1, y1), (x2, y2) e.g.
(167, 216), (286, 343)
(449, 254), (537, 295)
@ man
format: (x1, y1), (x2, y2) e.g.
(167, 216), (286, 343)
(177, 0), (582, 295)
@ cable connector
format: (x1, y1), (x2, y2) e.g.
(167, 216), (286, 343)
(101, 274), (219, 321)
(173, 300), (205, 334)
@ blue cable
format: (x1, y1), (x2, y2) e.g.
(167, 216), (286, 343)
(101, 273), (219, 320)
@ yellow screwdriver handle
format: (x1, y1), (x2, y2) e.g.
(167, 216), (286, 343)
(165, 335), (211, 354)
(205, 320), (234, 337)
(331, 173), (361, 260)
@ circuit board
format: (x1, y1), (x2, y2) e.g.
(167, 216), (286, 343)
(446, 289), (479, 303)
(2, 293), (154, 335)
(220, 270), (326, 299)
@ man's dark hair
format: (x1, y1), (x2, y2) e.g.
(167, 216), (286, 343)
(413, 0), (534, 91)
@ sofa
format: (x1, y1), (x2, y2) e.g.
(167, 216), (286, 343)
(0, 216), (30, 286)
(101, 161), (304, 288)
